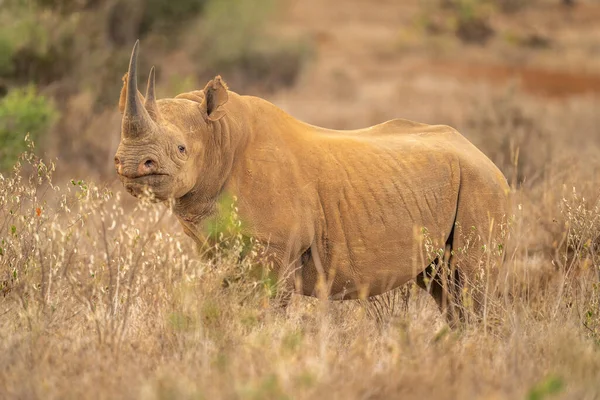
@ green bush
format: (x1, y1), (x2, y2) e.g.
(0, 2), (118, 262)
(197, 0), (312, 91)
(140, 0), (208, 35)
(0, 35), (15, 76)
(0, 2), (77, 84)
(452, 0), (495, 44)
(0, 85), (58, 170)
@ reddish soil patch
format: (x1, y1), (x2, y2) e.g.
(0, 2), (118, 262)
(428, 62), (600, 98)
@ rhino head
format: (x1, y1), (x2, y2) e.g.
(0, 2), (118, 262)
(115, 41), (230, 203)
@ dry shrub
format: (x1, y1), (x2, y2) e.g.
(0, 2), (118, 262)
(442, 0), (496, 44)
(464, 90), (600, 190)
(464, 88), (552, 187)
(2, 144), (600, 398)
(1, 145), (195, 349)
(461, 89), (600, 264)
(559, 188), (600, 337)
(0, 141), (278, 349)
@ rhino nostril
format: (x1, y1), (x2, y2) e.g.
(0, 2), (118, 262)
(143, 159), (156, 170)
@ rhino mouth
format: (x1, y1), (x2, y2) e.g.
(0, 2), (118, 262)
(120, 172), (169, 180)
(121, 173), (169, 184)
(121, 174), (170, 200)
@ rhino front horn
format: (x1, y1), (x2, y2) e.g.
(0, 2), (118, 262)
(122, 40), (156, 137)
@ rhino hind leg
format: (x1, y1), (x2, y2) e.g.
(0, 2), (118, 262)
(415, 257), (465, 327)
(414, 222), (468, 327)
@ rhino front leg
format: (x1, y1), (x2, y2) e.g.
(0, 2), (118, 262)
(265, 246), (304, 310)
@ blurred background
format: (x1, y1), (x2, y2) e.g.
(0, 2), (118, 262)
(0, 0), (599, 189)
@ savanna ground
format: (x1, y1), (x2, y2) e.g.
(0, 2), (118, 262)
(2, 0), (600, 398)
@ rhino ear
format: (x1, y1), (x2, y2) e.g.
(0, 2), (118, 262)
(118, 73), (128, 113)
(118, 72), (146, 114)
(201, 76), (229, 122)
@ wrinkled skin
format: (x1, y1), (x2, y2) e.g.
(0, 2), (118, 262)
(116, 43), (510, 325)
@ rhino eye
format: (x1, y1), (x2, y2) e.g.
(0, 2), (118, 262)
(178, 145), (186, 153)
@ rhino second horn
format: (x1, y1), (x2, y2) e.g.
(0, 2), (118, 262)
(144, 66), (162, 123)
(122, 40), (156, 137)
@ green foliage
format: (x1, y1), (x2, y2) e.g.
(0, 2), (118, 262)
(281, 330), (303, 354)
(242, 374), (289, 400)
(201, 300), (221, 327)
(0, 1), (77, 84)
(198, 0), (312, 91)
(0, 85), (58, 170)
(202, 0), (274, 56)
(168, 312), (197, 332)
(527, 375), (564, 400)
(140, 0), (208, 35)
(451, 0), (495, 44)
(201, 193), (279, 300)
(0, 35), (15, 76)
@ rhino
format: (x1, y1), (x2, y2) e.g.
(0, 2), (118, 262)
(115, 42), (510, 324)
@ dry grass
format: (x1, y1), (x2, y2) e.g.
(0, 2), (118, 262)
(2, 100), (600, 400)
